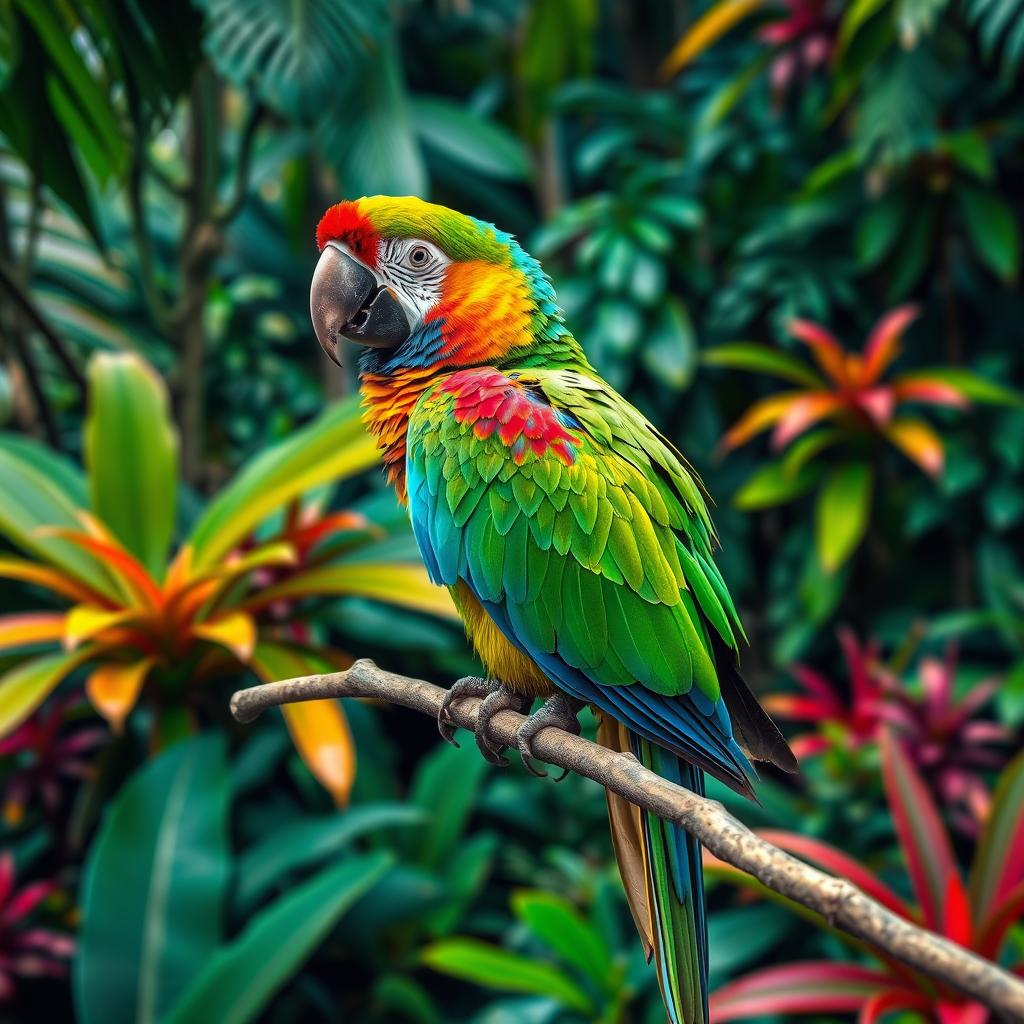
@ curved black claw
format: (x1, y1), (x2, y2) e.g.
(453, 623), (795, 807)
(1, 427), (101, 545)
(515, 694), (583, 779)
(438, 677), (503, 746)
(473, 685), (527, 766)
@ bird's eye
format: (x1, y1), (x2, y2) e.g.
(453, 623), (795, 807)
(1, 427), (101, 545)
(407, 245), (431, 268)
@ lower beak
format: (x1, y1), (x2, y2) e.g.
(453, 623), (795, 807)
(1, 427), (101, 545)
(310, 243), (412, 365)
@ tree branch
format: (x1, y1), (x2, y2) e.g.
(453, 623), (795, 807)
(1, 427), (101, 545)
(230, 660), (1024, 1022)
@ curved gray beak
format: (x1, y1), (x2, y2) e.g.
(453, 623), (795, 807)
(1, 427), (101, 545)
(310, 242), (412, 365)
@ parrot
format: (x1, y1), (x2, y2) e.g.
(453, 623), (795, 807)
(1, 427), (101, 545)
(309, 195), (798, 1024)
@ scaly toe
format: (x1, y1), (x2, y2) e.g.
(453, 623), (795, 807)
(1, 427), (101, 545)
(472, 685), (525, 766)
(514, 694), (583, 780)
(437, 677), (500, 746)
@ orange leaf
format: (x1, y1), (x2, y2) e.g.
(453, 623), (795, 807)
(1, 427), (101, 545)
(0, 613), (67, 651)
(721, 392), (807, 450)
(164, 543), (194, 594)
(772, 393), (844, 448)
(862, 304), (920, 383)
(192, 612), (256, 662)
(0, 557), (108, 606)
(658, 0), (765, 78)
(281, 699), (355, 806)
(883, 418), (945, 477)
(787, 319), (848, 385)
(42, 527), (162, 609)
(85, 658), (154, 733)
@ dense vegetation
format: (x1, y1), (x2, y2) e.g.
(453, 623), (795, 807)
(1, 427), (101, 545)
(0, 1), (1022, 1021)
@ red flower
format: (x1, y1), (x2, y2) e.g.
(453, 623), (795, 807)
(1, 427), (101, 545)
(0, 854), (74, 1000)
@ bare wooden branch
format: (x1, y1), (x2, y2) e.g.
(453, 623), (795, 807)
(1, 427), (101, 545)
(231, 659), (1024, 1022)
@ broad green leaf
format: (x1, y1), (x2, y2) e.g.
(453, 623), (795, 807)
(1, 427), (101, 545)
(512, 890), (614, 993)
(85, 353), (178, 578)
(0, 437), (113, 596)
(235, 804), (424, 913)
(835, 0), (890, 59)
(734, 461), (820, 510)
(74, 736), (230, 1024)
(197, 0), (389, 121)
(0, 433), (87, 505)
(0, 649), (90, 735)
(318, 31), (426, 197)
(165, 853), (391, 1024)
(407, 739), (490, 871)
(421, 938), (595, 1014)
(781, 428), (842, 478)
(703, 343), (824, 388)
(413, 97), (531, 181)
(189, 397), (378, 568)
(957, 183), (1021, 281)
(815, 461), (873, 572)
(426, 832), (498, 937)
(941, 129), (994, 181)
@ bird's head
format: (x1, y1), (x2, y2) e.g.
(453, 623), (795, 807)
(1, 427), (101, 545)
(311, 196), (578, 376)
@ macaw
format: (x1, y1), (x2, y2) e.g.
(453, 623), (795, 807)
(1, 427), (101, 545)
(310, 196), (797, 1023)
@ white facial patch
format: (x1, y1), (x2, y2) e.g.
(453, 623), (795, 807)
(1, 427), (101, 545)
(376, 238), (450, 324)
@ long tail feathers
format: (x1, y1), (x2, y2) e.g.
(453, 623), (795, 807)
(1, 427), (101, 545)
(599, 717), (708, 1024)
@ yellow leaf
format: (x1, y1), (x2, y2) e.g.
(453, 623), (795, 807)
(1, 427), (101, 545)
(282, 699), (356, 806)
(85, 658), (154, 733)
(0, 613), (67, 651)
(659, 0), (765, 79)
(884, 417), (945, 477)
(721, 392), (807, 450)
(193, 611), (256, 661)
(64, 605), (139, 650)
(249, 563), (460, 621)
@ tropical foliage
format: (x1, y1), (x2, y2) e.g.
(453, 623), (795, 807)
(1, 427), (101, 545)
(0, 1), (1022, 1022)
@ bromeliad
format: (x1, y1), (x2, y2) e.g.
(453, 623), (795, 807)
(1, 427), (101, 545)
(310, 195), (799, 1024)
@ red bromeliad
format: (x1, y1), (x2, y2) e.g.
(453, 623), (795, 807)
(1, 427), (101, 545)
(767, 630), (1008, 830)
(717, 306), (968, 477)
(0, 854), (73, 1001)
(707, 734), (1024, 1023)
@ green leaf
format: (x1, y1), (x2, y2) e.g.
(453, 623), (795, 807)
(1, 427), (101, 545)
(855, 194), (907, 268)
(166, 853), (391, 1024)
(835, 0), (891, 60)
(413, 97), (531, 181)
(188, 396), (378, 568)
(970, 748), (1024, 921)
(957, 183), (1021, 281)
(641, 297), (696, 389)
(318, 31), (426, 198)
(781, 428), (842, 479)
(941, 129), (994, 181)
(197, 0), (389, 121)
(703, 343), (824, 388)
(815, 461), (873, 572)
(234, 804), (424, 913)
(426, 833), (497, 937)
(421, 938), (595, 1014)
(85, 353), (177, 578)
(74, 736), (231, 1024)
(0, 434), (114, 596)
(0, 649), (88, 735)
(511, 890), (614, 993)
(406, 739), (490, 871)
(734, 461), (820, 510)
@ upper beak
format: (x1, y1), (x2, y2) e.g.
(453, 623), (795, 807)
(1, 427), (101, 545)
(310, 242), (412, 365)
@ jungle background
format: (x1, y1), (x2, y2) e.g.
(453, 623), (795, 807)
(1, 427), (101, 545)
(0, 1), (1023, 1022)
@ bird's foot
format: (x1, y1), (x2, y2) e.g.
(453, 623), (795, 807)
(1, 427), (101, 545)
(515, 693), (584, 779)
(439, 678), (527, 764)
(438, 676), (501, 746)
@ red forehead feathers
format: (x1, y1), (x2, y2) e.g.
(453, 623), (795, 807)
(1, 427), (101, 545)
(316, 203), (379, 267)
